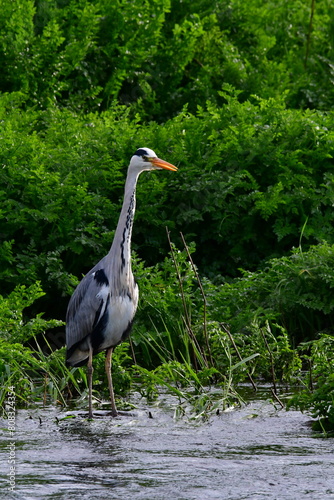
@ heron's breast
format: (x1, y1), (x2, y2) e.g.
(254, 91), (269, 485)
(100, 292), (138, 348)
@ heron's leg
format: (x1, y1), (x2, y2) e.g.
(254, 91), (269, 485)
(105, 347), (118, 417)
(87, 346), (94, 418)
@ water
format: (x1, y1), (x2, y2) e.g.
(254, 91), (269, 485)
(1, 392), (334, 500)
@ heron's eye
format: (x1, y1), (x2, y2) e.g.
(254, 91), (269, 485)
(143, 155), (148, 161)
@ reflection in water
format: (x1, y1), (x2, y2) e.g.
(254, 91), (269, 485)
(1, 393), (334, 499)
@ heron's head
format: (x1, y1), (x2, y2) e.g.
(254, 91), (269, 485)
(129, 147), (178, 173)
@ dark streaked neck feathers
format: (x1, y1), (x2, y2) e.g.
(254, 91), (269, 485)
(107, 166), (139, 294)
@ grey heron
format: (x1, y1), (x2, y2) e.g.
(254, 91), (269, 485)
(65, 147), (178, 418)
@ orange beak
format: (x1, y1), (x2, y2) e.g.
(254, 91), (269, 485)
(149, 157), (178, 171)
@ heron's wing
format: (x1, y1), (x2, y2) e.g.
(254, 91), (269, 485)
(65, 266), (110, 350)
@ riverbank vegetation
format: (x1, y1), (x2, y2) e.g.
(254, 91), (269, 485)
(1, 0), (333, 433)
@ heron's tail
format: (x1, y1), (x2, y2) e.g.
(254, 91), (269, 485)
(66, 345), (89, 367)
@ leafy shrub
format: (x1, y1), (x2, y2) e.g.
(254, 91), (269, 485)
(0, 0), (334, 117)
(0, 283), (64, 406)
(211, 243), (334, 344)
(288, 335), (334, 434)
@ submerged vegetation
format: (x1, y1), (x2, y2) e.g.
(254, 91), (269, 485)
(1, 0), (334, 432)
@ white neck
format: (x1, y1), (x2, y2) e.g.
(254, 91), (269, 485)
(108, 167), (139, 290)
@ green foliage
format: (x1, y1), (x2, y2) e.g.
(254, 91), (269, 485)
(212, 243), (334, 343)
(0, 283), (66, 407)
(288, 335), (334, 434)
(166, 93), (334, 276)
(131, 243), (201, 365)
(2, 92), (334, 307)
(134, 361), (241, 420)
(0, 282), (63, 343)
(1, 0), (334, 116)
(133, 245), (303, 404)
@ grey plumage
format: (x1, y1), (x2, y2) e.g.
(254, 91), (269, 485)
(65, 147), (177, 417)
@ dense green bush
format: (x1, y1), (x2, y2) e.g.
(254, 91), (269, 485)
(0, 0), (334, 117)
(210, 243), (334, 342)
(288, 335), (334, 435)
(165, 92), (334, 276)
(0, 283), (64, 405)
(2, 91), (334, 306)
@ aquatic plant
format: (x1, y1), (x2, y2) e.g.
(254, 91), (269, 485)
(0, 283), (65, 407)
(287, 335), (334, 435)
